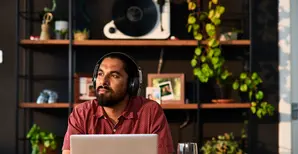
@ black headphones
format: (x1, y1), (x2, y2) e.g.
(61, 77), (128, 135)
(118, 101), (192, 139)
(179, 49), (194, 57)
(92, 52), (143, 96)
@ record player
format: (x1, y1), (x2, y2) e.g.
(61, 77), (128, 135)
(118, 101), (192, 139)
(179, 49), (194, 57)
(103, 0), (170, 39)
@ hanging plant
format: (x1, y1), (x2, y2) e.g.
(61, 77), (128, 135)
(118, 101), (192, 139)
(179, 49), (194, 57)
(186, 0), (275, 118)
(187, 0), (231, 86)
(232, 72), (275, 118)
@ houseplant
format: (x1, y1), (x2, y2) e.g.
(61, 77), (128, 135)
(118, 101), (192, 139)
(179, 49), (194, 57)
(26, 124), (57, 154)
(232, 72), (275, 118)
(201, 132), (244, 154)
(187, 0), (275, 117)
(74, 28), (89, 40)
(188, 0), (233, 101)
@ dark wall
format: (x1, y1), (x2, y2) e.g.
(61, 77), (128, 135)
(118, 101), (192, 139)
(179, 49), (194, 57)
(0, 1), (17, 154)
(0, 0), (278, 154)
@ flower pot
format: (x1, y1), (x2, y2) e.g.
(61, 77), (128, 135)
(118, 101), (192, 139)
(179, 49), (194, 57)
(38, 144), (57, 154)
(74, 33), (88, 40)
(211, 82), (234, 104)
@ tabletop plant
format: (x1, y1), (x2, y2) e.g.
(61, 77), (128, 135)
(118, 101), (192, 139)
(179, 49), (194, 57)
(232, 72), (275, 118)
(26, 124), (57, 154)
(74, 28), (89, 40)
(201, 132), (244, 154)
(187, 0), (232, 98)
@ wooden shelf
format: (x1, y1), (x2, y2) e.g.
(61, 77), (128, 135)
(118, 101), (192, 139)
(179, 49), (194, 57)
(19, 102), (70, 108)
(19, 102), (251, 109)
(200, 103), (251, 109)
(20, 39), (251, 47)
(160, 104), (198, 109)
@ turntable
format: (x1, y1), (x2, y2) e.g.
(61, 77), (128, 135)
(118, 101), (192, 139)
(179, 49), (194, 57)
(103, 0), (170, 39)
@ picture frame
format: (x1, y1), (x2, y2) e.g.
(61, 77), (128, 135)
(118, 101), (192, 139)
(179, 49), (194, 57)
(147, 73), (185, 104)
(74, 73), (95, 103)
(146, 87), (161, 104)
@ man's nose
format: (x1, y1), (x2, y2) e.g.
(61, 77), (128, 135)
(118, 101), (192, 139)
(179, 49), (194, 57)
(98, 75), (110, 86)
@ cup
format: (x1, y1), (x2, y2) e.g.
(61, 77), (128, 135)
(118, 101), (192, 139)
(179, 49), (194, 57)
(177, 142), (198, 154)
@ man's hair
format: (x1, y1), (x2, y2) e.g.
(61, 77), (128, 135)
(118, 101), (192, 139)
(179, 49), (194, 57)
(103, 53), (139, 82)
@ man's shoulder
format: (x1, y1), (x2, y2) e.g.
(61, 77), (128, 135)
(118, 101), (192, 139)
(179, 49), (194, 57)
(73, 100), (95, 113)
(131, 96), (163, 111)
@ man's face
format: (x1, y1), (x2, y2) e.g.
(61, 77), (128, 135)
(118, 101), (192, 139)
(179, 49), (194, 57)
(95, 57), (128, 107)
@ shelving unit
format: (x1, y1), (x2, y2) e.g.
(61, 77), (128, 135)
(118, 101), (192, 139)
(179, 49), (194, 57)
(20, 39), (251, 47)
(15, 0), (253, 154)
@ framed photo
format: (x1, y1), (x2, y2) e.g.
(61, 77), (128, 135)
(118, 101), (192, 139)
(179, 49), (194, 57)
(147, 73), (185, 104)
(146, 87), (161, 104)
(74, 73), (96, 103)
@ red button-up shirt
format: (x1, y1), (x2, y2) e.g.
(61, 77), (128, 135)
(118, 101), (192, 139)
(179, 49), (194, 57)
(62, 96), (174, 154)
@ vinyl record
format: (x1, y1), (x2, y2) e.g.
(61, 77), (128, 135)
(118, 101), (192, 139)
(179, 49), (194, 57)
(112, 0), (158, 37)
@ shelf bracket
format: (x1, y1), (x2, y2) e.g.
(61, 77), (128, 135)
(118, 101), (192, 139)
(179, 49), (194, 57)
(179, 111), (190, 129)
(157, 48), (164, 74)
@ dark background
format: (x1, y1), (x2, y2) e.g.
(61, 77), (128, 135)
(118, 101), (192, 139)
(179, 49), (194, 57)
(0, 0), (278, 153)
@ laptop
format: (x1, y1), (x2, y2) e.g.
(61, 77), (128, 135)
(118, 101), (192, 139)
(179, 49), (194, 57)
(70, 134), (158, 154)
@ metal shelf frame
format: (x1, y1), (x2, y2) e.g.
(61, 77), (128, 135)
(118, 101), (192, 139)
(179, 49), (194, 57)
(15, 0), (253, 154)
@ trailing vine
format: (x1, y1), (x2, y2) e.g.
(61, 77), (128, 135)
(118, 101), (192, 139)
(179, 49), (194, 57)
(188, 0), (231, 87)
(186, 0), (275, 118)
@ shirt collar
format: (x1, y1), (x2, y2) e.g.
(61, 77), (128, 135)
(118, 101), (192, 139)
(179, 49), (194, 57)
(92, 98), (137, 119)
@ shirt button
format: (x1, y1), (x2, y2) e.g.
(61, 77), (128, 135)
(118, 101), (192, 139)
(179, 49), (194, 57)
(113, 129), (116, 132)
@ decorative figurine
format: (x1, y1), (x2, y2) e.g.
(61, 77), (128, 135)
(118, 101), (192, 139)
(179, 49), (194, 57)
(40, 12), (53, 40)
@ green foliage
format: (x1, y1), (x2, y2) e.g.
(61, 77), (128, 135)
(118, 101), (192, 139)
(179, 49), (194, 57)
(44, 0), (57, 12)
(187, 0), (231, 85)
(201, 132), (244, 154)
(73, 28), (89, 34)
(232, 72), (275, 118)
(26, 124), (57, 154)
(187, 0), (275, 119)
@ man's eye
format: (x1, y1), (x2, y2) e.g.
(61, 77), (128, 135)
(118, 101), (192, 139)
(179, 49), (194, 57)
(112, 74), (119, 78)
(97, 72), (104, 77)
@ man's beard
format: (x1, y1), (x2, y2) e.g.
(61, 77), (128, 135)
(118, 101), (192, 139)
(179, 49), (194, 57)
(95, 86), (127, 107)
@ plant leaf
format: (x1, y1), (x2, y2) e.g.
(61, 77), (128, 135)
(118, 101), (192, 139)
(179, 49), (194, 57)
(213, 48), (221, 56)
(255, 91), (264, 100)
(232, 81), (239, 90)
(208, 9), (215, 19)
(188, 2), (196, 10)
(240, 72), (247, 80)
(187, 25), (192, 33)
(251, 106), (256, 113)
(188, 16), (196, 24)
(212, 0), (218, 4)
(195, 47), (202, 56)
(240, 84), (248, 92)
(194, 33), (203, 40)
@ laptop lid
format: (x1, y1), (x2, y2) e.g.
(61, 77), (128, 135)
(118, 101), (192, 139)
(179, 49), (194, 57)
(70, 134), (158, 154)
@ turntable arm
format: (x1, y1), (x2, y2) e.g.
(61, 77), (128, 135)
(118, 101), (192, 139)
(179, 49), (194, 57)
(157, 0), (166, 31)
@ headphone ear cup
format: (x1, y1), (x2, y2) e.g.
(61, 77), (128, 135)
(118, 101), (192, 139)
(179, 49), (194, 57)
(128, 77), (140, 96)
(92, 64), (99, 89)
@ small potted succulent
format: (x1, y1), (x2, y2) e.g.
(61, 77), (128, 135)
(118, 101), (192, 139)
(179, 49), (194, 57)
(26, 124), (57, 154)
(74, 28), (89, 40)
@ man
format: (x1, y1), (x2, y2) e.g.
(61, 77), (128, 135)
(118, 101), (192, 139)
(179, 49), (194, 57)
(62, 52), (174, 154)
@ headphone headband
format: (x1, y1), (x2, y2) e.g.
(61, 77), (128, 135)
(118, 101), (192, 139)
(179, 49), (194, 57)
(92, 52), (143, 96)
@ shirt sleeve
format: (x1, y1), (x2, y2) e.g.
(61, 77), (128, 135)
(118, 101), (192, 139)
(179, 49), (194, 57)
(62, 107), (85, 150)
(150, 103), (174, 154)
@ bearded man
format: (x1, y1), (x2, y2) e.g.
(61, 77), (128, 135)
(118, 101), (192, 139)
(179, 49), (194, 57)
(62, 52), (174, 154)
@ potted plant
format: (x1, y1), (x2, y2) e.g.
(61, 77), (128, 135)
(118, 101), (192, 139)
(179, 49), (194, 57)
(187, 0), (233, 102)
(232, 72), (275, 118)
(26, 124), (57, 154)
(219, 28), (243, 41)
(55, 29), (68, 40)
(74, 28), (89, 40)
(201, 132), (244, 154)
